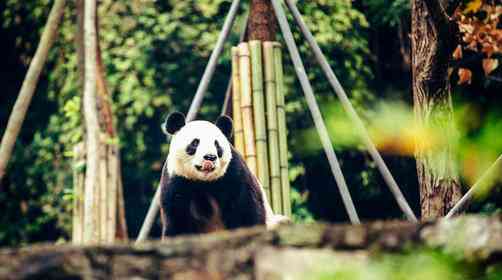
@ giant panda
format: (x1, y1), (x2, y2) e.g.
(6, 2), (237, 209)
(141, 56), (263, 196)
(159, 112), (285, 237)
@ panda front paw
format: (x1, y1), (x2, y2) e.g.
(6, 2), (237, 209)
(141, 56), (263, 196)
(266, 214), (291, 229)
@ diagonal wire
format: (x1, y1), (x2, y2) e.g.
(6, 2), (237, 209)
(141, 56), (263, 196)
(445, 154), (502, 219)
(136, 0), (242, 243)
(270, 0), (360, 224)
(284, 0), (417, 222)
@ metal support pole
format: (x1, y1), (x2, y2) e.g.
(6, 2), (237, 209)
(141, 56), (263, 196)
(186, 0), (242, 121)
(270, 0), (360, 224)
(221, 13), (249, 116)
(445, 154), (502, 219)
(135, 162), (165, 243)
(284, 0), (417, 222)
(136, 0), (241, 242)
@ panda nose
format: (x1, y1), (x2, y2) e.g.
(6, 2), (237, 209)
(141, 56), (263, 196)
(203, 154), (217, 162)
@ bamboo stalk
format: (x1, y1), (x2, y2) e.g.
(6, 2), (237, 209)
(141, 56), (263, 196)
(263, 42), (282, 214)
(249, 41), (270, 198)
(273, 43), (291, 217)
(238, 43), (258, 175)
(232, 47), (245, 155)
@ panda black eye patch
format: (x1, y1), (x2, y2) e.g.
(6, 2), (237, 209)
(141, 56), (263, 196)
(215, 140), (223, 158)
(186, 139), (200, 155)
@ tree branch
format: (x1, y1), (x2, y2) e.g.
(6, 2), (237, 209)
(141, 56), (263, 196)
(0, 0), (66, 184)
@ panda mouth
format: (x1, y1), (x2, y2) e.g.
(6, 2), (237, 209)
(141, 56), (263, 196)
(195, 161), (216, 173)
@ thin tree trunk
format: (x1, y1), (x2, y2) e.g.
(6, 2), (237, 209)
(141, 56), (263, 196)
(75, 0), (127, 243)
(82, 0), (100, 243)
(247, 0), (277, 41)
(411, 0), (462, 219)
(0, 0), (66, 183)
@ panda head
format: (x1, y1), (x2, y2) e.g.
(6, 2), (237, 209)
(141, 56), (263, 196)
(163, 112), (233, 182)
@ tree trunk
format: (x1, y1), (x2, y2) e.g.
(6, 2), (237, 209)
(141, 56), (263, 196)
(247, 0), (277, 41)
(82, 0), (100, 244)
(75, 0), (128, 243)
(411, 0), (462, 219)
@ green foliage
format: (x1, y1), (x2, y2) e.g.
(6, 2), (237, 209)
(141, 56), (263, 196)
(363, 0), (410, 27)
(1, 0), (374, 244)
(309, 249), (501, 280)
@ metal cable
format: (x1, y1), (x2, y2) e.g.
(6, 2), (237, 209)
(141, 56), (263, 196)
(445, 154), (502, 219)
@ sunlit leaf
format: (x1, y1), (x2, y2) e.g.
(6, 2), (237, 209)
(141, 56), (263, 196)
(458, 68), (473, 85)
(452, 45), (463, 60)
(464, 0), (483, 13)
(482, 58), (499, 75)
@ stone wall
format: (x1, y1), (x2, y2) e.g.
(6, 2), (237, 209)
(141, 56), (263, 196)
(1, 215), (501, 279)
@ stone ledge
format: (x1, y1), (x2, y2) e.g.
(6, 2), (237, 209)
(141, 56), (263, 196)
(0, 215), (500, 279)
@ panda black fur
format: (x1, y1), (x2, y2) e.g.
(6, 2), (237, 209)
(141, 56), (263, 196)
(159, 112), (266, 237)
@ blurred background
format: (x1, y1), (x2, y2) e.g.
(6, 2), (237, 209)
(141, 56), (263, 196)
(0, 0), (500, 246)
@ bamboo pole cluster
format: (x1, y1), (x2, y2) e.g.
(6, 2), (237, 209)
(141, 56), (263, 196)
(232, 41), (291, 216)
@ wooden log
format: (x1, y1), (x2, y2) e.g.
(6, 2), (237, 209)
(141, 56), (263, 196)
(263, 42), (282, 214)
(238, 43), (257, 175)
(249, 41), (270, 198)
(231, 47), (245, 155)
(273, 43), (291, 217)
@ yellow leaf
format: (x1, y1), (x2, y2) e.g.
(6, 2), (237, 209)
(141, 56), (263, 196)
(482, 58), (499, 75)
(458, 68), (473, 85)
(464, 0), (483, 13)
(452, 45), (463, 60)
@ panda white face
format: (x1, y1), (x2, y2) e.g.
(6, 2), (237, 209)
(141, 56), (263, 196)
(166, 118), (233, 182)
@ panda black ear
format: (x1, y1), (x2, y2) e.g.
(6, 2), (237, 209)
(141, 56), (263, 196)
(215, 115), (233, 139)
(162, 112), (186, 135)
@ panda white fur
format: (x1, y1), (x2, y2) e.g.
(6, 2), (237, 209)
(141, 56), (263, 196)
(159, 112), (286, 237)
